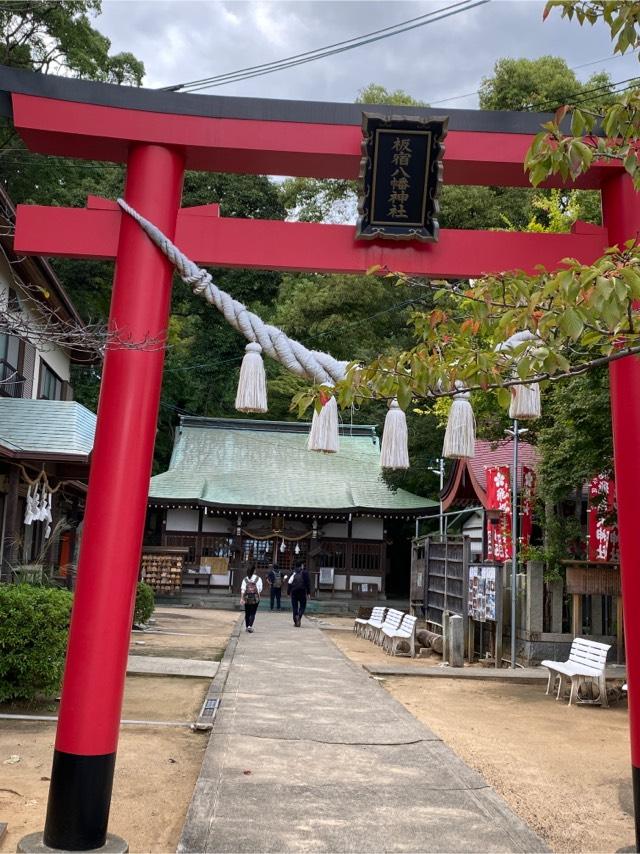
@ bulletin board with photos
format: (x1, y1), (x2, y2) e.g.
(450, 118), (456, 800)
(467, 563), (504, 667)
(467, 564), (498, 622)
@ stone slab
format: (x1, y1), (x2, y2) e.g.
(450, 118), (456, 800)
(17, 832), (128, 853)
(179, 612), (547, 853)
(126, 655), (218, 678)
(365, 664), (627, 682)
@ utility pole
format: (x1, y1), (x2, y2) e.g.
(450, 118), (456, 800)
(505, 421), (527, 669)
(428, 458), (445, 539)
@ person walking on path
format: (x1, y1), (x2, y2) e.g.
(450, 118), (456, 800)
(240, 564), (263, 633)
(267, 563), (285, 611)
(288, 561), (311, 627)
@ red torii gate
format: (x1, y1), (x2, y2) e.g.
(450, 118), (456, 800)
(3, 65), (639, 851)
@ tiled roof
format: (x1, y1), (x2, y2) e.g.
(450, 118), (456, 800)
(468, 439), (539, 490)
(0, 399), (96, 458)
(441, 438), (539, 510)
(149, 417), (436, 514)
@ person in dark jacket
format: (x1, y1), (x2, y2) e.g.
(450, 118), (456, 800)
(288, 561), (311, 627)
(266, 563), (285, 611)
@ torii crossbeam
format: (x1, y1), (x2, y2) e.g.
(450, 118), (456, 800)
(3, 64), (640, 853)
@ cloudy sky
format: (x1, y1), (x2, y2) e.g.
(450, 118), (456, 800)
(94, 0), (639, 107)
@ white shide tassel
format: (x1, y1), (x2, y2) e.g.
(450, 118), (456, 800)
(307, 395), (339, 453)
(509, 383), (541, 419)
(443, 389), (475, 459)
(235, 342), (268, 413)
(24, 485), (33, 526)
(380, 399), (409, 469)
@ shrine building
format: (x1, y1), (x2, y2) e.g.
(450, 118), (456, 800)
(440, 438), (539, 562)
(144, 416), (435, 598)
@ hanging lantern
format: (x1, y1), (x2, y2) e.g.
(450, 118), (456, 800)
(280, 539), (286, 553)
(294, 543), (300, 555)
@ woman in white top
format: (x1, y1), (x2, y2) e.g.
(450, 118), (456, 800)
(240, 564), (263, 633)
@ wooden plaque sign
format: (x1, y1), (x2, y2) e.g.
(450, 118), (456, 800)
(356, 113), (448, 243)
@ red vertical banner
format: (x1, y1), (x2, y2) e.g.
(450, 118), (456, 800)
(486, 466), (512, 561)
(521, 466), (536, 546)
(588, 474), (618, 562)
(486, 466), (511, 512)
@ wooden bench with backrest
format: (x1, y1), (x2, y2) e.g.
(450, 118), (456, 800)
(542, 637), (611, 707)
(382, 613), (418, 658)
(354, 606), (386, 638)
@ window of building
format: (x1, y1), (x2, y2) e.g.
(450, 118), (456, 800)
(0, 333), (19, 368)
(38, 362), (63, 400)
(0, 334), (24, 398)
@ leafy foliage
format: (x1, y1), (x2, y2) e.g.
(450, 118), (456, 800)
(537, 368), (613, 505)
(134, 582), (155, 626)
(301, 241), (640, 418)
(526, 2), (640, 187)
(0, 1), (144, 82)
(0, 585), (72, 702)
(543, 1), (640, 56)
(479, 55), (613, 112)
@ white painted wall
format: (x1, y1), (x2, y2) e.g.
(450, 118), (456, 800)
(166, 508), (199, 532)
(462, 510), (484, 562)
(352, 517), (384, 540)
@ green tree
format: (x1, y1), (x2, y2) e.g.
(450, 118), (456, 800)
(152, 170), (287, 469)
(0, 1), (144, 412)
(356, 83), (427, 107)
(0, 1), (143, 83)
(526, 3), (640, 187)
(282, 84), (426, 224)
(479, 56), (612, 111)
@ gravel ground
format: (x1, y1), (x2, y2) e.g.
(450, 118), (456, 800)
(327, 627), (635, 853)
(0, 607), (238, 854)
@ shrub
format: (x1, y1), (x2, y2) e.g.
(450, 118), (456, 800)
(0, 585), (72, 702)
(134, 581), (155, 626)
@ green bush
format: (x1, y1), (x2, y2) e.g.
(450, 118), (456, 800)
(134, 581), (155, 626)
(0, 585), (72, 702)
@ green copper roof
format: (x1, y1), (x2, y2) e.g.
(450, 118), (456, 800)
(0, 399), (95, 458)
(149, 417), (436, 514)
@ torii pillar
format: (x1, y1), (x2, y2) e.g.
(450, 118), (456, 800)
(604, 173), (640, 852)
(2, 65), (639, 851)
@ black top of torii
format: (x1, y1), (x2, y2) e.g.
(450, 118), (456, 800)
(0, 63), (557, 134)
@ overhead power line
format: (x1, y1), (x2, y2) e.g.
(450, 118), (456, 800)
(527, 76), (640, 112)
(162, 0), (490, 93)
(430, 51), (634, 107)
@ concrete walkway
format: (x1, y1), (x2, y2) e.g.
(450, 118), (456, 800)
(179, 612), (547, 853)
(127, 654), (219, 678)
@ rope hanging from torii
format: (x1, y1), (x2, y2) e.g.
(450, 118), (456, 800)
(117, 198), (541, 468)
(117, 199), (348, 387)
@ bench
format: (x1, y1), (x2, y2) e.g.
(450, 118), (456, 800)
(373, 608), (404, 646)
(542, 637), (611, 707)
(382, 613), (418, 658)
(354, 606), (386, 638)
